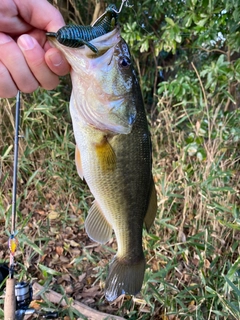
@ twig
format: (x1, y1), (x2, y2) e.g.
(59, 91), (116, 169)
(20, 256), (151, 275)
(191, 62), (208, 109)
(32, 282), (125, 320)
(191, 62), (211, 142)
(195, 46), (226, 55)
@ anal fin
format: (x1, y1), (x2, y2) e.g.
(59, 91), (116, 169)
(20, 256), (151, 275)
(144, 177), (157, 231)
(85, 201), (112, 244)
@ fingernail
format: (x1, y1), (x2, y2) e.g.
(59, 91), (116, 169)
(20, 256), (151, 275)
(18, 34), (35, 50)
(0, 34), (12, 45)
(49, 51), (63, 67)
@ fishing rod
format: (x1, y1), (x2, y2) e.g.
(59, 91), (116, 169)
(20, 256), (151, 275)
(4, 91), (21, 320)
(3, 92), (58, 320)
(3, 91), (33, 320)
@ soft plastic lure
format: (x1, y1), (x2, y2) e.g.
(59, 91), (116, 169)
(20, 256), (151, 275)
(46, 4), (118, 53)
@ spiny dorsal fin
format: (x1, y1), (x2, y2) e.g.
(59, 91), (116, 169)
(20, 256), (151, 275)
(85, 201), (112, 244)
(144, 177), (157, 231)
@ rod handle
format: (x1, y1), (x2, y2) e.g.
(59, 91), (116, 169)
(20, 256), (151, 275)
(4, 278), (16, 320)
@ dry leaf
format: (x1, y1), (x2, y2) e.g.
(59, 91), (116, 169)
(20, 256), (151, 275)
(188, 300), (196, 312)
(48, 210), (59, 220)
(204, 258), (211, 269)
(78, 273), (86, 282)
(35, 209), (47, 216)
(69, 240), (79, 247)
(56, 246), (64, 255)
(29, 299), (42, 310)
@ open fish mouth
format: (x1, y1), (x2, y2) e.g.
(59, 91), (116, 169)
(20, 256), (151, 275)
(58, 28), (138, 135)
(48, 27), (137, 134)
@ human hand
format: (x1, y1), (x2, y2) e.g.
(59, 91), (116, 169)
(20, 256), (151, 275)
(0, 0), (71, 98)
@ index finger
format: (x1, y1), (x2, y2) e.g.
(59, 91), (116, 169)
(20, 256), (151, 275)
(14, 0), (65, 32)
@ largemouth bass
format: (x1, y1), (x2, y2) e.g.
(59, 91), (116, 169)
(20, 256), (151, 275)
(48, 26), (157, 301)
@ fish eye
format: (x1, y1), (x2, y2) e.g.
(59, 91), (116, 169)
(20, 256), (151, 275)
(119, 57), (131, 68)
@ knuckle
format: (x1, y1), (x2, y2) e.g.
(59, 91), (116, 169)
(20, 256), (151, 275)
(0, 63), (17, 98)
(41, 77), (59, 91)
(0, 87), (18, 98)
(19, 81), (39, 94)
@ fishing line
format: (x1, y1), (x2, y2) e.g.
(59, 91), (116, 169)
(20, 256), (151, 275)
(92, 0), (129, 27)
(114, 0), (131, 13)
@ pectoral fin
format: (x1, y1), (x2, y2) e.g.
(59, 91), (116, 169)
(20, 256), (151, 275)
(144, 177), (157, 231)
(95, 137), (116, 171)
(85, 201), (112, 244)
(75, 145), (83, 179)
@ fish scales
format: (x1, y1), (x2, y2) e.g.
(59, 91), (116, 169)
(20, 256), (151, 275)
(48, 26), (157, 301)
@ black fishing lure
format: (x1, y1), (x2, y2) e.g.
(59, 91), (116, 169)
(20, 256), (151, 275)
(46, 4), (118, 53)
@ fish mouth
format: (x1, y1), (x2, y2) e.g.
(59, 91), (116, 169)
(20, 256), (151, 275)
(48, 27), (121, 59)
(50, 26), (136, 134)
(85, 27), (122, 55)
(70, 31), (136, 135)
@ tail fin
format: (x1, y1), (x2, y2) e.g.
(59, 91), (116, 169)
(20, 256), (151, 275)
(104, 255), (146, 302)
